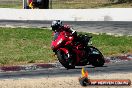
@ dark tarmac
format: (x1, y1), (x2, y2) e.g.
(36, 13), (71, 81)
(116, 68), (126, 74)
(0, 20), (132, 35)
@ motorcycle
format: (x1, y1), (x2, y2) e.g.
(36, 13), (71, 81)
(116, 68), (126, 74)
(51, 31), (105, 69)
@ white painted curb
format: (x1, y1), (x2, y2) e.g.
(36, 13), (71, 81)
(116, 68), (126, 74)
(0, 8), (132, 21)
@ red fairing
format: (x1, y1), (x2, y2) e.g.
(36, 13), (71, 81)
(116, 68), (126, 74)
(51, 31), (73, 51)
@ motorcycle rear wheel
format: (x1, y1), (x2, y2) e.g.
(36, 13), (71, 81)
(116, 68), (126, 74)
(56, 50), (75, 69)
(88, 46), (105, 67)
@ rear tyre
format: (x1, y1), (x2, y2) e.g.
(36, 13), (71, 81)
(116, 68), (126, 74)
(56, 50), (75, 69)
(88, 46), (105, 67)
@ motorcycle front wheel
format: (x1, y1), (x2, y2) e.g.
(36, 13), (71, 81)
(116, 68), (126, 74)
(56, 50), (75, 69)
(88, 46), (105, 67)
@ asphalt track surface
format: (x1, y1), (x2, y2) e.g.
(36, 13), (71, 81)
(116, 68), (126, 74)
(0, 20), (132, 79)
(0, 61), (132, 79)
(0, 20), (132, 35)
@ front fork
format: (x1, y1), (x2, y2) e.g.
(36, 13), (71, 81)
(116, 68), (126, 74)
(59, 48), (76, 66)
(59, 48), (71, 59)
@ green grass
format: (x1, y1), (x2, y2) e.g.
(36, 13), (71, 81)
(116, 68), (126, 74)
(0, 27), (132, 65)
(0, 28), (54, 65)
(91, 34), (132, 55)
(0, 0), (22, 9)
(0, 4), (22, 9)
(52, 2), (132, 9)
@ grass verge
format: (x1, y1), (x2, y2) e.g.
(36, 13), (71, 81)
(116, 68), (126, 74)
(52, 1), (132, 9)
(0, 27), (132, 65)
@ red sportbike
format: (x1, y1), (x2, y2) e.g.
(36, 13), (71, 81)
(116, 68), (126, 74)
(51, 31), (105, 69)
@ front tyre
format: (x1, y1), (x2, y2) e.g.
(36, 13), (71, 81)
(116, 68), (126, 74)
(88, 46), (105, 67)
(56, 50), (75, 69)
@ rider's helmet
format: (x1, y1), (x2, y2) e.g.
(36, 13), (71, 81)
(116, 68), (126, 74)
(51, 20), (62, 32)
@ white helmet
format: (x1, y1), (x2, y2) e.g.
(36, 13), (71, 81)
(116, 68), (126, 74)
(51, 20), (62, 31)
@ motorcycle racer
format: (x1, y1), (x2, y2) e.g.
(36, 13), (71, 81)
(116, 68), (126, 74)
(51, 20), (105, 69)
(51, 20), (77, 40)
